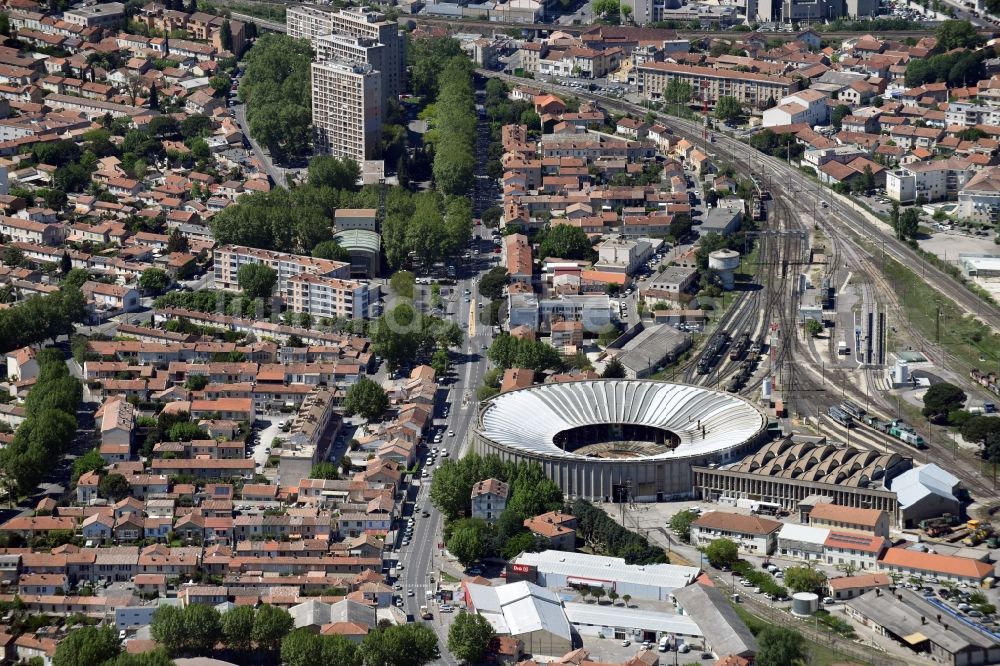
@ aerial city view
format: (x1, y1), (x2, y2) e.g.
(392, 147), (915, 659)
(2, 0), (1000, 662)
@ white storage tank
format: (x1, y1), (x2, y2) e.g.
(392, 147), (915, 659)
(791, 592), (818, 617)
(708, 249), (741, 290)
(893, 360), (910, 386)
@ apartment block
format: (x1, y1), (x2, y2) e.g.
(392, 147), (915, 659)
(286, 273), (371, 320)
(286, 5), (335, 41)
(635, 62), (796, 107)
(312, 60), (382, 162)
(886, 158), (974, 204)
(314, 33), (397, 106)
(290, 7), (403, 104)
(213, 245), (350, 293)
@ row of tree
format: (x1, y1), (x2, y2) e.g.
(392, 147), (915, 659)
(238, 34), (313, 161)
(0, 348), (82, 498)
(571, 498), (667, 565)
(148, 602), (440, 666)
(54, 625), (174, 666)
(443, 461), (565, 565)
(369, 301), (463, 372)
(486, 333), (565, 373)
(430, 55), (476, 197)
(0, 283), (87, 354)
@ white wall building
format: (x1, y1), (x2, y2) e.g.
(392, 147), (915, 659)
(886, 158), (975, 204)
(312, 60), (382, 162)
(763, 89), (829, 128)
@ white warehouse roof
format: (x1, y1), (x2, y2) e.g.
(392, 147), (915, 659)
(777, 523), (830, 545)
(564, 602), (702, 636)
(466, 581), (572, 640)
(514, 550), (700, 591)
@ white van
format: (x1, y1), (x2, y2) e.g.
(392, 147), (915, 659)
(658, 637), (670, 652)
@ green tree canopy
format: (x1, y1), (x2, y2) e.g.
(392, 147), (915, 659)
(446, 518), (489, 567)
(668, 509), (699, 543)
(755, 627), (804, 666)
(53, 625), (121, 666)
(308, 155), (361, 190)
(342, 377), (389, 422)
(704, 537), (739, 569)
(601, 357), (626, 378)
(221, 605), (255, 654)
(312, 240), (351, 262)
(537, 224), (594, 261)
(309, 462), (340, 480)
(251, 604), (294, 654)
(479, 267), (508, 301)
(236, 264), (277, 299)
(359, 624), (440, 666)
(783, 565), (828, 594)
(714, 96), (742, 122)
(922, 382), (967, 423)
(99, 473), (130, 502)
(138, 267), (171, 294)
(448, 611), (496, 664)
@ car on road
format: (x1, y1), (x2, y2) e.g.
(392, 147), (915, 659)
(823, 597), (835, 605)
(407, 589), (415, 597)
(402, 539), (410, 546)
(440, 605), (454, 613)
(422, 510), (430, 517)
(621, 639), (631, 647)
(448, 430), (455, 437)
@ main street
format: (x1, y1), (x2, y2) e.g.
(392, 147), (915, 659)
(390, 225), (497, 664)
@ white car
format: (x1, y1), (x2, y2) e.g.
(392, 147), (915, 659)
(448, 430), (455, 437)
(407, 589), (415, 597)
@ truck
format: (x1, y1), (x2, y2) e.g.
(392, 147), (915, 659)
(837, 339), (848, 355)
(420, 606), (432, 620)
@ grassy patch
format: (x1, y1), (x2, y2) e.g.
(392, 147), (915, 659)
(439, 572), (460, 583)
(730, 604), (863, 666)
(882, 257), (1000, 372)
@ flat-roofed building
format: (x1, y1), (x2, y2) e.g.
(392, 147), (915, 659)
(312, 60), (382, 162)
(635, 62), (796, 107)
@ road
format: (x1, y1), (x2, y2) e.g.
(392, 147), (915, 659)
(232, 101), (290, 189)
(477, 70), (1000, 337)
(389, 227), (497, 664)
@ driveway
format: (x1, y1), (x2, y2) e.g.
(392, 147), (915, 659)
(252, 416), (285, 470)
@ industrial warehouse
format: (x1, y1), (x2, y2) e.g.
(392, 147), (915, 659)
(473, 380), (769, 501)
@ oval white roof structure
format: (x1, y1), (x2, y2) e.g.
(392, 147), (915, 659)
(479, 380), (766, 460)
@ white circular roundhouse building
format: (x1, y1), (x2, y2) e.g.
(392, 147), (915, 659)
(473, 380), (769, 502)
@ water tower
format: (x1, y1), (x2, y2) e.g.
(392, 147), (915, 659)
(708, 249), (741, 290)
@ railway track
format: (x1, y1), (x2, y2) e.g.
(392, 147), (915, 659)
(477, 70), (1000, 501)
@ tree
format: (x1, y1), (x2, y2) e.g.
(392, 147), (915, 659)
(312, 240), (351, 262)
(447, 518), (489, 567)
(72, 448), (105, 481)
(167, 228), (189, 253)
(341, 377), (389, 422)
(151, 606), (186, 656)
(236, 264), (277, 299)
(221, 605), (255, 654)
(60, 251), (71, 275)
(180, 114), (212, 139)
(185, 604), (223, 656)
(479, 267), (508, 301)
(538, 224), (594, 260)
(896, 208), (920, 240)
(220, 19), (233, 52)
(53, 625), (121, 666)
(755, 627), (804, 666)
(308, 155), (360, 191)
(622, 594), (631, 607)
(783, 565), (827, 594)
(922, 382), (967, 423)
(961, 415), (1000, 446)
(148, 82), (159, 111)
(431, 348), (450, 376)
(501, 531), (544, 559)
(448, 612), (496, 665)
(309, 462), (339, 480)
(805, 319), (823, 337)
(359, 624), (440, 666)
(714, 96), (742, 123)
(390, 271), (416, 299)
(608, 589), (619, 605)
(139, 268), (171, 294)
(704, 537), (739, 569)
(251, 604), (294, 654)
(105, 650), (175, 666)
(99, 473), (130, 502)
(669, 509), (699, 543)
(601, 357), (626, 378)
(830, 104), (851, 130)
(935, 20), (982, 50)
(663, 79), (692, 105)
